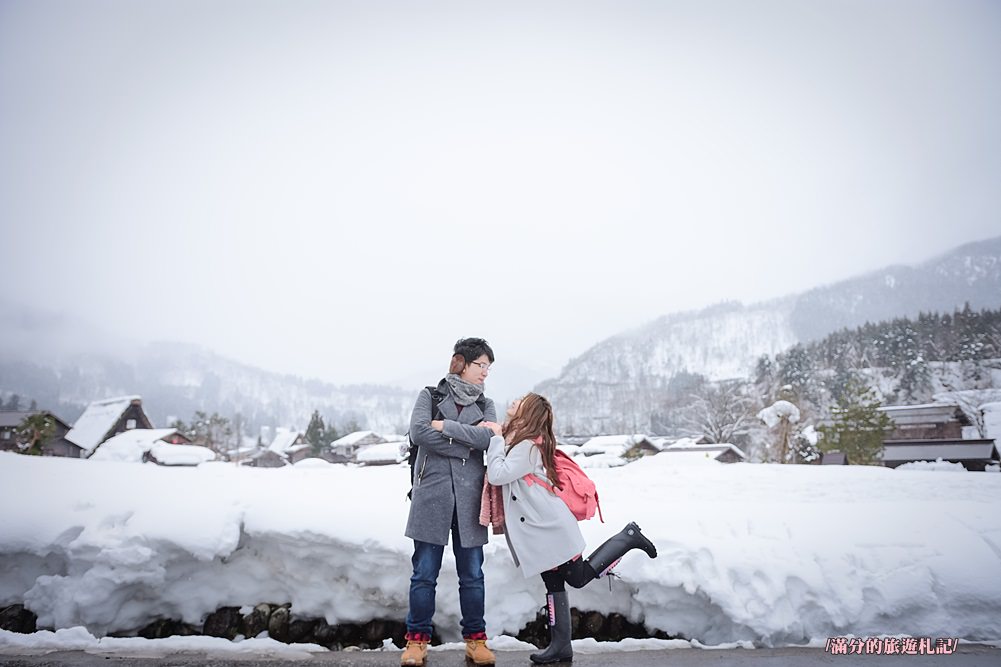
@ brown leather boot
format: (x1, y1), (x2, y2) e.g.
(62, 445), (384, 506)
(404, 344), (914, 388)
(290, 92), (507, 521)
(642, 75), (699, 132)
(464, 638), (496, 665)
(400, 635), (429, 666)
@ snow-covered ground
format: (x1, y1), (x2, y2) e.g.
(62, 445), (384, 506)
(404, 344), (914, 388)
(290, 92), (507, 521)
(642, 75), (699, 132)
(1, 451), (1000, 652)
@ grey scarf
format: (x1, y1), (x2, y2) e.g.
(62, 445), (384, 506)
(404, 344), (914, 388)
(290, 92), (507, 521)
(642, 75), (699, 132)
(446, 373), (484, 406)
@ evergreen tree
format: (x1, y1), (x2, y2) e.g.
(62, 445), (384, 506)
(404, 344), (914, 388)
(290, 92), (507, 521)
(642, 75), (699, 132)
(15, 413), (55, 456)
(305, 410), (327, 456)
(177, 411), (233, 458)
(818, 376), (893, 466)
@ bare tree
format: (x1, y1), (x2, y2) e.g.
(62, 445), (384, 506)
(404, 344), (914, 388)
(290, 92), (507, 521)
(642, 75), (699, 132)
(938, 387), (1001, 438)
(687, 380), (754, 444)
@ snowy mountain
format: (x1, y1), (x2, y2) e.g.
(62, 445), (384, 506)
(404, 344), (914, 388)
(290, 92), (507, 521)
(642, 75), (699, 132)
(538, 236), (1001, 435)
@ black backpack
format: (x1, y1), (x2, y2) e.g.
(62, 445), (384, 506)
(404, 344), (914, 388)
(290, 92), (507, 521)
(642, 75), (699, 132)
(405, 381), (487, 501)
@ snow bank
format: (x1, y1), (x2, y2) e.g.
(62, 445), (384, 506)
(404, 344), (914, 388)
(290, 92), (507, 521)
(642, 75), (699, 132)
(896, 459), (968, 472)
(0, 627), (326, 658)
(1, 451), (1000, 646)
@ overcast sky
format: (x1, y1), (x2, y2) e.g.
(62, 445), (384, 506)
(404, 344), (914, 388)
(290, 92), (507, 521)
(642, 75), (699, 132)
(1, 0), (999, 388)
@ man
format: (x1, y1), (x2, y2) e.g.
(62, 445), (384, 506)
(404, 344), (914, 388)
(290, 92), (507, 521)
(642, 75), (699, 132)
(401, 337), (497, 667)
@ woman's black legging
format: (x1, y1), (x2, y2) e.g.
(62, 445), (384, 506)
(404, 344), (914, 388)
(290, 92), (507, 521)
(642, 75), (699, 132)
(541, 558), (596, 592)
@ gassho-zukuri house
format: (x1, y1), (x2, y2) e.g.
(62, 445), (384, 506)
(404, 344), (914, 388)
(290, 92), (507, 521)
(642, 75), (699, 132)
(877, 402), (1000, 471)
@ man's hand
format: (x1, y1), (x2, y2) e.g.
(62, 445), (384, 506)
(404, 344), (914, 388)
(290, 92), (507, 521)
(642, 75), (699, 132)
(431, 420), (444, 432)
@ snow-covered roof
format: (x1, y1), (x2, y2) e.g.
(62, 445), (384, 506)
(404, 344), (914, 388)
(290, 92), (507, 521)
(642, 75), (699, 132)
(880, 401), (959, 412)
(654, 450), (725, 465)
(148, 442), (216, 466)
(579, 434), (651, 456)
(581, 434), (645, 448)
(293, 457), (334, 468)
(572, 452), (627, 469)
(66, 396), (143, 454)
(662, 437), (707, 450)
(356, 442), (405, 464)
(0, 410), (71, 430)
(89, 428), (180, 463)
(661, 443), (747, 461)
(268, 429), (303, 454)
(331, 430), (385, 447)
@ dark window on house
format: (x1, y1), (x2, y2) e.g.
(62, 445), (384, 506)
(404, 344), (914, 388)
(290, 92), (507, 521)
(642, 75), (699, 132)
(1, 430), (10, 440)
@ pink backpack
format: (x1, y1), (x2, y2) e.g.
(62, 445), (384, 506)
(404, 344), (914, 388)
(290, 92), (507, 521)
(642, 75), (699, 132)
(524, 449), (605, 522)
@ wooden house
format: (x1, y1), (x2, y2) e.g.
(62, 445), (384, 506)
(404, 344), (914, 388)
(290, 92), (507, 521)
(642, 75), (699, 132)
(0, 410), (78, 457)
(820, 451), (850, 465)
(267, 429), (310, 464)
(879, 403), (973, 441)
(881, 439), (1000, 471)
(246, 449), (290, 468)
(658, 442), (747, 464)
(330, 430), (386, 460)
(66, 396), (154, 458)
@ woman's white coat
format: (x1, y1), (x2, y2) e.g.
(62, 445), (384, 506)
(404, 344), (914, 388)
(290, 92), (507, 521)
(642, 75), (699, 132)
(485, 435), (585, 578)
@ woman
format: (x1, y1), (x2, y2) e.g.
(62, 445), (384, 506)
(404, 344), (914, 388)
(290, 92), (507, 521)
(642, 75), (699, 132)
(402, 337), (497, 667)
(484, 393), (657, 664)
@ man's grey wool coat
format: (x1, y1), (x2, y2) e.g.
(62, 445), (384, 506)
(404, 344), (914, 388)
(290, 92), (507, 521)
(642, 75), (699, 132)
(405, 384), (496, 548)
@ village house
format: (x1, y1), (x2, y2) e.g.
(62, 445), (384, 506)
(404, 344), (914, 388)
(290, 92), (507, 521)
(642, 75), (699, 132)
(329, 430), (386, 461)
(878, 402), (1000, 470)
(65, 396), (155, 458)
(578, 434), (660, 461)
(658, 440), (747, 464)
(879, 403), (976, 440)
(0, 410), (78, 457)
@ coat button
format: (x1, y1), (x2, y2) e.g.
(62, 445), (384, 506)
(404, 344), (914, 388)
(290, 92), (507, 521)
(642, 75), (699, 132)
(512, 495), (517, 501)
(520, 517), (525, 522)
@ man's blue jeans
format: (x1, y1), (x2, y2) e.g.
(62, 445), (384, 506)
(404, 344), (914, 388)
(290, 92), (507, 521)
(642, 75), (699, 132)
(406, 517), (485, 637)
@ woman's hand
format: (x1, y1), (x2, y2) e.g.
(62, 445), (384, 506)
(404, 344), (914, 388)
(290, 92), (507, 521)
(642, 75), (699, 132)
(480, 421), (504, 436)
(431, 420), (444, 432)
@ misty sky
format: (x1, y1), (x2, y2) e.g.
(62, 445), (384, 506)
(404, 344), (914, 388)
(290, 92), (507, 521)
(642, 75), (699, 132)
(2, 0), (999, 388)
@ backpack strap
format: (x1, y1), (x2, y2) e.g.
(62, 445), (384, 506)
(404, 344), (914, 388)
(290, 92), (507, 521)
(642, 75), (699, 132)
(428, 384), (446, 420)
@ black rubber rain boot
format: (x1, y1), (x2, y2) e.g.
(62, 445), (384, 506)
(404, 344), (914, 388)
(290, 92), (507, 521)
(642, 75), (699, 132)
(585, 522), (657, 578)
(529, 591), (573, 663)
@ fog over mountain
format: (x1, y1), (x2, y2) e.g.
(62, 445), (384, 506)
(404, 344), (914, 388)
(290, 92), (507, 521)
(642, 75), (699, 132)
(536, 236), (1001, 435)
(1, 236), (999, 438)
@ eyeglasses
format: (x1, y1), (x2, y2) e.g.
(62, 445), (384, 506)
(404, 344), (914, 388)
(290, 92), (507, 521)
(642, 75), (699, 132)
(470, 361), (492, 372)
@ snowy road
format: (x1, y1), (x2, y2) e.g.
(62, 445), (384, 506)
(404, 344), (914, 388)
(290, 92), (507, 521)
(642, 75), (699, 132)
(2, 646), (1001, 667)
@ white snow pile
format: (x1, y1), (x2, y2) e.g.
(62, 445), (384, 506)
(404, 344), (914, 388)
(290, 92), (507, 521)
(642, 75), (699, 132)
(356, 442), (405, 464)
(89, 429), (180, 463)
(89, 429), (216, 466)
(1, 450), (1000, 649)
(896, 458), (968, 472)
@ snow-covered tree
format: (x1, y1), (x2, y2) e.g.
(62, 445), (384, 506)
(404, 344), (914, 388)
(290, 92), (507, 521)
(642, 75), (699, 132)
(687, 380), (753, 445)
(757, 398), (801, 463)
(172, 411), (233, 458)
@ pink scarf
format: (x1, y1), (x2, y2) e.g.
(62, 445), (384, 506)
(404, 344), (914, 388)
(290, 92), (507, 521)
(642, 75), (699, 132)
(479, 477), (505, 534)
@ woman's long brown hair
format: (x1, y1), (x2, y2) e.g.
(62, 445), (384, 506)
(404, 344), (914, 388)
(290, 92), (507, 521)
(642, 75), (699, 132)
(503, 393), (561, 490)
